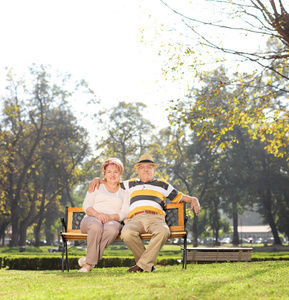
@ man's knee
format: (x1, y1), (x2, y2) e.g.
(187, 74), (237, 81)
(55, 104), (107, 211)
(154, 225), (170, 239)
(121, 225), (138, 240)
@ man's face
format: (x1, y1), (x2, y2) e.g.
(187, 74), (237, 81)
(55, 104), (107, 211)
(137, 163), (155, 182)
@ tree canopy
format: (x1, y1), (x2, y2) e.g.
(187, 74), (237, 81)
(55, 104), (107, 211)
(151, 1), (289, 159)
(0, 65), (93, 246)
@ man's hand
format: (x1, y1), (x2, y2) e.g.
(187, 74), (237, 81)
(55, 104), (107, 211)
(190, 197), (200, 216)
(88, 178), (102, 193)
(181, 195), (200, 216)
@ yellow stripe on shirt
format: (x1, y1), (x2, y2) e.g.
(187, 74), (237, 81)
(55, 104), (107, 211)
(130, 189), (166, 202)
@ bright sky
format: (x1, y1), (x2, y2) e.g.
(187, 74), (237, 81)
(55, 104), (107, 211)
(0, 0), (273, 134)
(0, 0), (186, 131)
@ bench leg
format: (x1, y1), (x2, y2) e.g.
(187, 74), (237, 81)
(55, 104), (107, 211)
(183, 235), (187, 269)
(65, 241), (69, 271)
(61, 240), (69, 272)
(61, 241), (65, 272)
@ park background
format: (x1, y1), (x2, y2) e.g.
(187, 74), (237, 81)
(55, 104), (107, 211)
(1, 0), (289, 250)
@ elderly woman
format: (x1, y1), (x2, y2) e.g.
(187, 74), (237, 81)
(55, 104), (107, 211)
(78, 158), (129, 272)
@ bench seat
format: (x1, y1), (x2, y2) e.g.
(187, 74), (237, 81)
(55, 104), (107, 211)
(61, 231), (188, 242)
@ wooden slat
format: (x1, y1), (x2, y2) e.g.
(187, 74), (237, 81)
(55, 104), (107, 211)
(68, 207), (84, 213)
(62, 231), (187, 242)
(67, 207), (84, 233)
(165, 203), (185, 231)
(184, 248), (253, 263)
(62, 232), (87, 241)
(168, 231), (187, 238)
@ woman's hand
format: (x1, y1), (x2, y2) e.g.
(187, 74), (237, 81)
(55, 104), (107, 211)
(86, 207), (113, 223)
(95, 212), (110, 223)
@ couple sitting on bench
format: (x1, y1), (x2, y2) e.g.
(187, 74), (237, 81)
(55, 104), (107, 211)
(78, 154), (200, 273)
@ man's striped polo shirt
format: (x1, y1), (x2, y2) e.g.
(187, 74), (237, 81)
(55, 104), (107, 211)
(120, 179), (183, 218)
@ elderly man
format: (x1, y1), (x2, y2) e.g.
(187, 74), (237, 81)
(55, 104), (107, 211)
(88, 154), (200, 273)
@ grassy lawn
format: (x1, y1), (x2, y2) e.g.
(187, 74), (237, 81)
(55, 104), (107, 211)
(1, 244), (289, 299)
(1, 261), (289, 299)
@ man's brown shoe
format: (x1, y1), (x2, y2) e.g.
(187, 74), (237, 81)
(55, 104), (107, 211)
(127, 265), (143, 273)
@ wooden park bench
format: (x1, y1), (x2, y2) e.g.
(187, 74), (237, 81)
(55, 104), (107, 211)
(183, 247), (253, 263)
(60, 202), (188, 271)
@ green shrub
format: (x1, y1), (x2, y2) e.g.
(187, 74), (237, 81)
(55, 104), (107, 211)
(4, 256), (142, 270)
(1, 245), (289, 270)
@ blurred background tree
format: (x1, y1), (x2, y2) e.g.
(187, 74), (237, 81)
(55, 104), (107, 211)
(0, 65), (93, 246)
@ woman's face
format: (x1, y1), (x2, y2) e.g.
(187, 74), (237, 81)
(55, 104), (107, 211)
(104, 164), (121, 185)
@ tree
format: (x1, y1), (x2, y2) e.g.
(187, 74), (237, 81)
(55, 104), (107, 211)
(151, 1), (289, 158)
(27, 108), (89, 246)
(167, 48), (289, 157)
(93, 101), (155, 180)
(244, 137), (289, 245)
(168, 65), (289, 244)
(160, 0), (289, 78)
(0, 65), (93, 246)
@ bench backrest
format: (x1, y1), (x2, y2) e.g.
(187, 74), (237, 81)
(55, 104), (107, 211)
(65, 202), (186, 233)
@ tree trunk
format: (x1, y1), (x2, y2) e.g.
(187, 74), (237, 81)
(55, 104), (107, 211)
(19, 221), (28, 246)
(232, 209), (239, 246)
(257, 150), (282, 245)
(0, 221), (10, 246)
(10, 204), (19, 246)
(45, 211), (55, 246)
(9, 167), (19, 246)
(34, 221), (42, 247)
(263, 189), (282, 245)
(214, 199), (220, 246)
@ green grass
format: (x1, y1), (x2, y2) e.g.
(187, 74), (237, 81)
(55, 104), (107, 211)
(1, 245), (289, 299)
(1, 261), (289, 299)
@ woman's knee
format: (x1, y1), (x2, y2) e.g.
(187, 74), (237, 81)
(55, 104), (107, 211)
(104, 222), (121, 236)
(87, 220), (102, 233)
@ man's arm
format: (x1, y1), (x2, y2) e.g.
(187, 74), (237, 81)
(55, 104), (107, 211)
(180, 195), (200, 216)
(88, 177), (105, 193)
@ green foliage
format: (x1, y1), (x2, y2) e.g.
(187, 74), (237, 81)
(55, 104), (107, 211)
(3, 250), (289, 270)
(92, 101), (156, 181)
(168, 62), (289, 158)
(153, 1), (289, 159)
(4, 256), (62, 270)
(0, 65), (95, 246)
(166, 64), (289, 244)
(3, 256), (136, 270)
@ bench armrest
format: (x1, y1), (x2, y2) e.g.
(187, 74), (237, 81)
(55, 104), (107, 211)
(61, 217), (67, 232)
